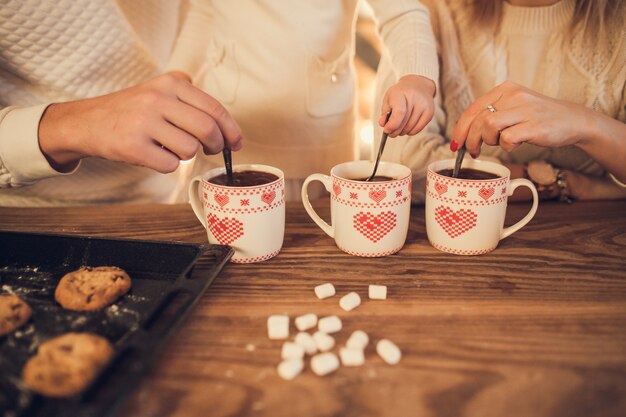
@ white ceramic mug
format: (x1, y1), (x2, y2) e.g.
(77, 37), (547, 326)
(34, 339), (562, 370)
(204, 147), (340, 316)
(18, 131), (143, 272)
(302, 161), (412, 257)
(189, 164), (285, 263)
(426, 159), (538, 255)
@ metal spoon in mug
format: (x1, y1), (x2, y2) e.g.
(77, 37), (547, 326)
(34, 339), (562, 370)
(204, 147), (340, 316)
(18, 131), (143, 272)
(366, 111), (392, 182)
(222, 147), (234, 186)
(452, 145), (466, 178)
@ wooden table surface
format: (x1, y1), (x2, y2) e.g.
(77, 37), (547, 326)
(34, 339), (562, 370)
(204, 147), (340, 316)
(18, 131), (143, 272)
(1, 199), (625, 417)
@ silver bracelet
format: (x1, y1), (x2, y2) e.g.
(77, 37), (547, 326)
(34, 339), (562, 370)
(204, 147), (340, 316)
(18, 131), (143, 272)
(609, 172), (626, 188)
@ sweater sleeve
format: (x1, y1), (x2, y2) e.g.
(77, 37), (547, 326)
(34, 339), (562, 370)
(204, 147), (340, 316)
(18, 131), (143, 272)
(166, 0), (213, 77)
(0, 105), (78, 189)
(367, 0), (439, 88)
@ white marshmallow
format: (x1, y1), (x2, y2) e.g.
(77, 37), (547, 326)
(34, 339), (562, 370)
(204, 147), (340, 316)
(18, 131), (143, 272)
(376, 339), (401, 365)
(267, 315), (289, 340)
(277, 358), (304, 380)
(339, 347), (365, 367)
(313, 331), (335, 352)
(314, 283), (335, 299)
(318, 315), (342, 334)
(339, 292), (361, 311)
(369, 285), (387, 300)
(281, 342), (305, 360)
(295, 313), (318, 331)
(295, 332), (318, 355)
(346, 330), (369, 350)
(310, 352), (339, 376)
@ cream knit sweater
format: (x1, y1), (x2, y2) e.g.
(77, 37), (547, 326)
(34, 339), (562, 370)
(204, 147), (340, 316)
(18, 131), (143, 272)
(0, 0), (182, 206)
(375, 0), (626, 202)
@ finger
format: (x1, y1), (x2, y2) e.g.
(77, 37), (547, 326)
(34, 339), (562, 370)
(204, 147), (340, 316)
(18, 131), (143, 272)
(465, 108), (488, 157)
(387, 95), (413, 138)
(451, 86), (507, 147)
(149, 119), (200, 161)
(384, 95), (408, 136)
(134, 141), (180, 174)
(175, 82), (243, 150)
(407, 103), (434, 136)
(481, 109), (524, 146)
(379, 97), (392, 127)
(161, 99), (231, 153)
(400, 105), (421, 136)
(499, 123), (529, 153)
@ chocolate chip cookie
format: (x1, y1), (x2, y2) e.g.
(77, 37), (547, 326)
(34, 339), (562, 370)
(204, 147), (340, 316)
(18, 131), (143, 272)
(0, 294), (32, 336)
(22, 332), (114, 397)
(55, 266), (131, 311)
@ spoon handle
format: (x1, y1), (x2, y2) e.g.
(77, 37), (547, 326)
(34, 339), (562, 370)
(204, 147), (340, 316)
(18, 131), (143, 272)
(452, 145), (466, 178)
(367, 111), (392, 182)
(222, 148), (234, 185)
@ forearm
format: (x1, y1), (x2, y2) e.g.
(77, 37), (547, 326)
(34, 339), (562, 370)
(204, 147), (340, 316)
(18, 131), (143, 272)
(576, 108), (626, 183)
(368, 0), (439, 88)
(38, 102), (88, 172)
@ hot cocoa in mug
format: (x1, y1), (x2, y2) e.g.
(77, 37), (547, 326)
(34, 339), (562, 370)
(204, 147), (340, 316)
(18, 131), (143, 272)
(208, 170), (279, 187)
(189, 164), (285, 263)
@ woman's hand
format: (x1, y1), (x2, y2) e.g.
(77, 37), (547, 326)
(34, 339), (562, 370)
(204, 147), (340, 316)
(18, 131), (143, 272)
(450, 81), (591, 157)
(379, 75), (436, 137)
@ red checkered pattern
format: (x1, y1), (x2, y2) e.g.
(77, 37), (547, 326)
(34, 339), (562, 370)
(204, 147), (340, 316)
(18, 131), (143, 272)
(337, 244), (404, 257)
(430, 241), (496, 255)
(207, 214), (244, 245)
(434, 205), (477, 238)
(427, 190), (507, 207)
(478, 187), (495, 200)
(261, 190), (276, 205)
(352, 211), (397, 243)
(231, 249), (280, 263)
(434, 182), (448, 195)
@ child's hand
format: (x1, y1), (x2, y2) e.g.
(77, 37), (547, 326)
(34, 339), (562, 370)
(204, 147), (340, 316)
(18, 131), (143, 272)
(379, 75), (436, 137)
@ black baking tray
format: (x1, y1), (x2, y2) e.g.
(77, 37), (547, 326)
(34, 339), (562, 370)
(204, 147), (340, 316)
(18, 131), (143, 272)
(0, 231), (233, 417)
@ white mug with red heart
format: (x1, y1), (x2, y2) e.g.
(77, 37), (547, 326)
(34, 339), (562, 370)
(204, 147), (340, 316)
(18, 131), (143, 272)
(189, 164), (285, 263)
(302, 160), (412, 257)
(426, 159), (538, 255)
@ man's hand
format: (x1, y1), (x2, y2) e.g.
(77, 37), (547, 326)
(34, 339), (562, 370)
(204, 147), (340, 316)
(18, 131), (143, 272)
(38, 71), (242, 173)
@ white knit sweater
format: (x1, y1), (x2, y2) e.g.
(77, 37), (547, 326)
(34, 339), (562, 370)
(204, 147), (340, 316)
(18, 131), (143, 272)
(375, 0), (626, 202)
(168, 0), (439, 202)
(0, 0), (182, 206)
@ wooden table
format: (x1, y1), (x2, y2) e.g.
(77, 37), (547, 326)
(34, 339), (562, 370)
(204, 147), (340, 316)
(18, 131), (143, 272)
(1, 200), (625, 417)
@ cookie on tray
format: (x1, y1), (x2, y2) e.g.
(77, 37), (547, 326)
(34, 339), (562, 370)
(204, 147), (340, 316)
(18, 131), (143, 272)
(0, 294), (32, 336)
(55, 266), (131, 311)
(22, 332), (114, 397)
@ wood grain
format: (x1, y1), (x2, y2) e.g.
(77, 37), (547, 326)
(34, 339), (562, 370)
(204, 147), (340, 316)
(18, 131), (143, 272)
(1, 200), (625, 417)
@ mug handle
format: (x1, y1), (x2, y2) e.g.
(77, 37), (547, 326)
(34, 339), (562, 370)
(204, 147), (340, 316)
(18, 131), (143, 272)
(501, 178), (539, 239)
(301, 173), (334, 238)
(188, 176), (207, 228)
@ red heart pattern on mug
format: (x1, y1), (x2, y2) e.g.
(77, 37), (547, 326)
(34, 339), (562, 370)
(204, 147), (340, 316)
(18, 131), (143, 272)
(261, 190), (276, 205)
(478, 187), (495, 200)
(434, 206), (477, 238)
(333, 184), (341, 197)
(207, 214), (244, 245)
(368, 190), (386, 203)
(214, 193), (229, 207)
(434, 182), (448, 196)
(353, 211), (397, 243)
